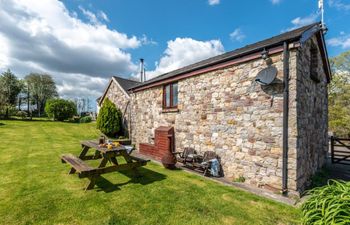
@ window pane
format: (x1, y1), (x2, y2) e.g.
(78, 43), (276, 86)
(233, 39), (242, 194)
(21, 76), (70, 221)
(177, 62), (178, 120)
(165, 85), (170, 107)
(172, 83), (178, 106)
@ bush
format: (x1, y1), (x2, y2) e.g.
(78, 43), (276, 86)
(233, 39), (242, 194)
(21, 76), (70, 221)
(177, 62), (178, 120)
(0, 105), (18, 118)
(96, 98), (121, 137)
(45, 99), (77, 121)
(301, 180), (350, 225)
(79, 116), (92, 123)
(16, 111), (27, 119)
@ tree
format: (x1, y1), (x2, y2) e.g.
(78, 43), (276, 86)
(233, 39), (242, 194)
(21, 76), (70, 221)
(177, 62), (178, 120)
(25, 73), (58, 117)
(16, 79), (26, 110)
(45, 99), (76, 121)
(96, 98), (121, 137)
(329, 51), (350, 137)
(0, 69), (22, 118)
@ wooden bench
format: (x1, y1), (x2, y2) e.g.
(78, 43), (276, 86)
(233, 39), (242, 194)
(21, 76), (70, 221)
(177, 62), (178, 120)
(61, 154), (95, 178)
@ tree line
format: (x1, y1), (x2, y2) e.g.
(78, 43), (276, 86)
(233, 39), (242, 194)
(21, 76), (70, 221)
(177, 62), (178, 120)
(0, 69), (58, 118)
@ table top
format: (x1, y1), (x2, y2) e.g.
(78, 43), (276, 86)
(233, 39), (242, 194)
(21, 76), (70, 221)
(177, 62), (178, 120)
(81, 140), (127, 154)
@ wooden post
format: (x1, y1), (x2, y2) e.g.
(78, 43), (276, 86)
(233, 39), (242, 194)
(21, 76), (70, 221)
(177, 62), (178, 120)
(331, 136), (334, 164)
(68, 168), (76, 174)
(85, 176), (98, 191)
(79, 145), (90, 159)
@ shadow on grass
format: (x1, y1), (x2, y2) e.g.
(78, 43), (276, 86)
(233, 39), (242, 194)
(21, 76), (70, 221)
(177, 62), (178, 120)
(95, 167), (167, 193)
(0, 123), (4, 126)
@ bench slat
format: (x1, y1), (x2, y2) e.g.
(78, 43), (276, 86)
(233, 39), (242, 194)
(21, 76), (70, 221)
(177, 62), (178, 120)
(61, 154), (94, 173)
(129, 155), (150, 163)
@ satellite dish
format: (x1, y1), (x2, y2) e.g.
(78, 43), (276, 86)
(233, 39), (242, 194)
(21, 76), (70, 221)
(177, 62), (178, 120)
(255, 66), (277, 85)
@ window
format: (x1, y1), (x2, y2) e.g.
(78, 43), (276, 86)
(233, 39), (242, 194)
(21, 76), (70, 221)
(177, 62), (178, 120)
(310, 45), (320, 83)
(163, 82), (178, 109)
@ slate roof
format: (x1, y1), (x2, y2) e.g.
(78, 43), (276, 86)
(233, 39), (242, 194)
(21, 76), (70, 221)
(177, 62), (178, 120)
(130, 22), (323, 90)
(113, 76), (140, 92)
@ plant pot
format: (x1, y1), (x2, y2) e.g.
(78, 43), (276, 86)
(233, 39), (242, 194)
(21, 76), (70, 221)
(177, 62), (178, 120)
(161, 152), (177, 169)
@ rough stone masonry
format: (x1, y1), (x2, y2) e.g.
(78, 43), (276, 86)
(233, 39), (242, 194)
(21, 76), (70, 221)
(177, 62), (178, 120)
(101, 25), (330, 195)
(127, 36), (328, 195)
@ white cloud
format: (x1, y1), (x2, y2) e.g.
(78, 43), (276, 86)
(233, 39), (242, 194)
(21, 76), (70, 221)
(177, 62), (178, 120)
(79, 6), (100, 25)
(55, 73), (108, 99)
(229, 28), (246, 42)
(0, 34), (9, 70)
(145, 38), (224, 80)
(328, 0), (350, 10)
(79, 6), (110, 25)
(327, 33), (350, 49)
(0, 0), (145, 98)
(140, 34), (158, 46)
(270, 0), (282, 5)
(208, 0), (220, 6)
(98, 11), (109, 22)
(282, 13), (318, 32)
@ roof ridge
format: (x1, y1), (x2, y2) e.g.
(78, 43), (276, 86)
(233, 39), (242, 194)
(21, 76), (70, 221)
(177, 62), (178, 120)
(133, 22), (320, 88)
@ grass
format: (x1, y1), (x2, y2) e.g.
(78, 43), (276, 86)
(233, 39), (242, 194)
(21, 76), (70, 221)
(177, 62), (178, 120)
(0, 120), (301, 225)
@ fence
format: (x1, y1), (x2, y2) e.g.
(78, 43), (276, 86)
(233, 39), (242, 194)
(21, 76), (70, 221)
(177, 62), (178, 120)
(331, 136), (350, 165)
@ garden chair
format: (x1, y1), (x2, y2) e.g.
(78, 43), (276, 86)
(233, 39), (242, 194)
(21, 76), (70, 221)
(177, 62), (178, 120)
(174, 147), (197, 166)
(193, 151), (221, 176)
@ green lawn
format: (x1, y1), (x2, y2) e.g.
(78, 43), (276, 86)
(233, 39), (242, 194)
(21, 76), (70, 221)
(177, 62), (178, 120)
(0, 120), (301, 225)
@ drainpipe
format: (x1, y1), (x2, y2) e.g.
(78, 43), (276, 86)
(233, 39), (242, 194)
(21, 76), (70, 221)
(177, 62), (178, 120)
(127, 99), (132, 142)
(282, 41), (289, 195)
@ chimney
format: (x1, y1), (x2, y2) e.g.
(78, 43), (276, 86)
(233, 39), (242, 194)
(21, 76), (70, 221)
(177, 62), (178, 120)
(140, 58), (144, 82)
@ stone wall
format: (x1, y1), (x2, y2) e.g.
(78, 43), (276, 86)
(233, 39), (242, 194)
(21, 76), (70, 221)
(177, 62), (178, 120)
(128, 37), (329, 194)
(293, 37), (329, 192)
(131, 51), (300, 191)
(103, 80), (131, 137)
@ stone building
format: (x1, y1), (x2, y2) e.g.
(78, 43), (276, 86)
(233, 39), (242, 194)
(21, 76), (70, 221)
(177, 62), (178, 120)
(99, 23), (331, 195)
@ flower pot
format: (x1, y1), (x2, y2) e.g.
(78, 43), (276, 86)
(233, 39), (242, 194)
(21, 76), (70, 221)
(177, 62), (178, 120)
(161, 151), (177, 169)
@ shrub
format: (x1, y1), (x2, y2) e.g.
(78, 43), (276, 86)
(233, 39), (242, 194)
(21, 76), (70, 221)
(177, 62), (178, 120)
(45, 99), (77, 121)
(0, 105), (17, 118)
(79, 116), (92, 123)
(301, 180), (350, 225)
(96, 98), (121, 137)
(16, 111), (27, 119)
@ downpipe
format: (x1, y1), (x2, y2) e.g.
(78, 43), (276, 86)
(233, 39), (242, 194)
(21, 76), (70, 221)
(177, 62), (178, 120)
(282, 41), (289, 196)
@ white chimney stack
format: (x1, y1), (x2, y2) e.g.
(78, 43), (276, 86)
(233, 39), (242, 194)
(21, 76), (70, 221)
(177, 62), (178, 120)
(140, 58), (145, 82)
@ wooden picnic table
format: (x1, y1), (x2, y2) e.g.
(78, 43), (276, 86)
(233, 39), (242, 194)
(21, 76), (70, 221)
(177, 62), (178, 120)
(61, 140), (149, 190)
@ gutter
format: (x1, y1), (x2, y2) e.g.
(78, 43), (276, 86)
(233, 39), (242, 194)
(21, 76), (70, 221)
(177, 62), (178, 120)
(282, 41), (289, 195)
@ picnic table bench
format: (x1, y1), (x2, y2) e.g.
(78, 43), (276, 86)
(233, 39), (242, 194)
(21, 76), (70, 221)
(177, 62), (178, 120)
(61, 140), (149, 190)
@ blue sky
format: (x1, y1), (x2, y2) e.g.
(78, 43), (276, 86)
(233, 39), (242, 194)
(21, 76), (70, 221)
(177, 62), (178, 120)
(0, 0), (349, 99)
(63, 0), (349, 65)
